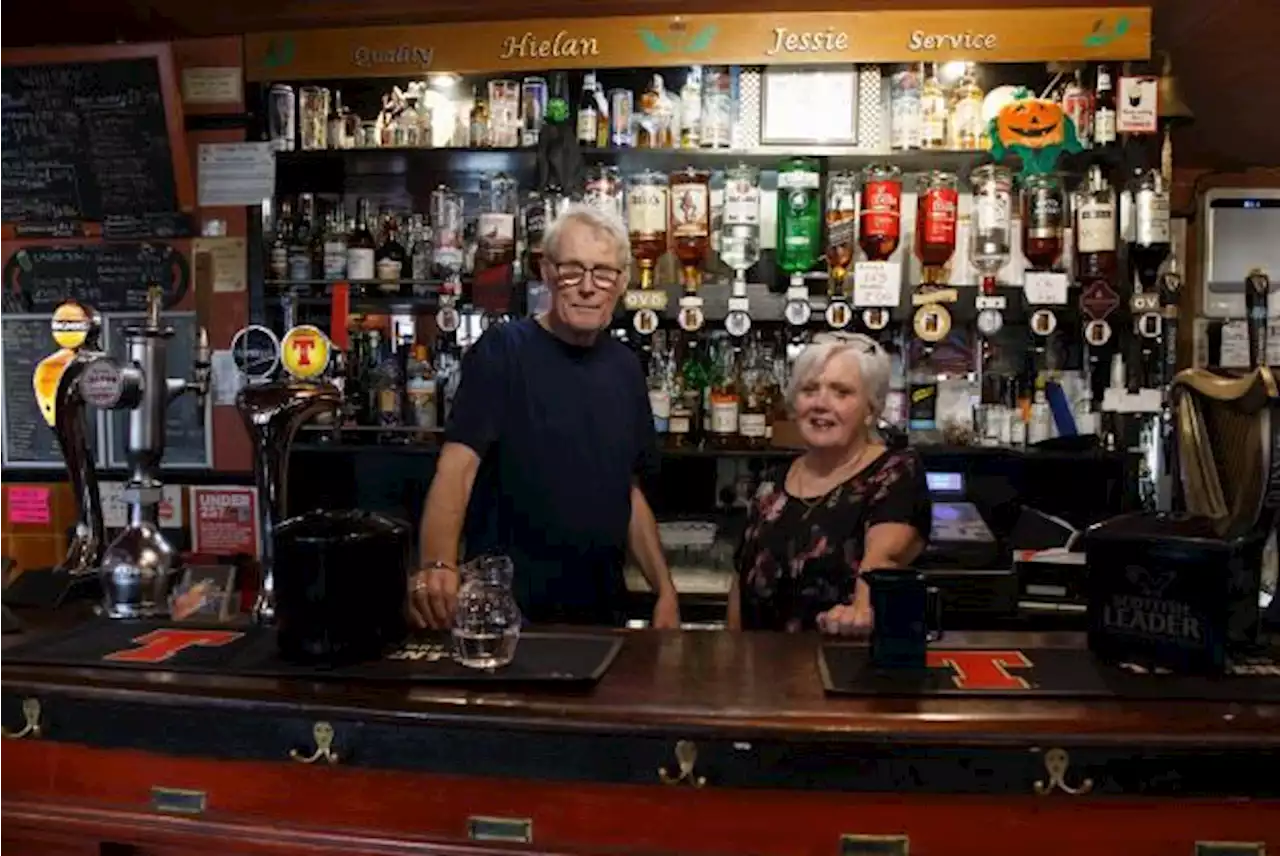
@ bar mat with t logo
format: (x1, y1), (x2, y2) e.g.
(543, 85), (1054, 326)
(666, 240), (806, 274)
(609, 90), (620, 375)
(820, 643), (1280, 700)
(5, 620), (624, 685)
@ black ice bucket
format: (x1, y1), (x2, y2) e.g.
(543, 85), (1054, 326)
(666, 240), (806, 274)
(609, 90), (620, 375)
(1084, 512), (1267, 674)
(273, 509), (410, 665)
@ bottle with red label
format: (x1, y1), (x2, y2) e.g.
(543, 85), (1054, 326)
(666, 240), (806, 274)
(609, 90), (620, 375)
(915, 170), (959, 283)
(1060, 69), (1093, 150)
(858, 164), (902, 261)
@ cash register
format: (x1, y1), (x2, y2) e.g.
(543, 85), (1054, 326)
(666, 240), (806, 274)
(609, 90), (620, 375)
(917, 469), (1015, 619)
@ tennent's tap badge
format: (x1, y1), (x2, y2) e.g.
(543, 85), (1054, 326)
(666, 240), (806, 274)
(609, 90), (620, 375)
(988, 90), (1082, 179)
(51, 300), (94, 350)
(280, 325), (332, 380)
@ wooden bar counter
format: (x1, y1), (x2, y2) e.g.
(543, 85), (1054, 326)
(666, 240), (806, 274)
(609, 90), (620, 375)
(3, 621), (1278, 856)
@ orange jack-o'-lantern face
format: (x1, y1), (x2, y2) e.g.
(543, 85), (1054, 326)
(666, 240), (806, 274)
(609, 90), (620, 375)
(997, 99), (1066, 149)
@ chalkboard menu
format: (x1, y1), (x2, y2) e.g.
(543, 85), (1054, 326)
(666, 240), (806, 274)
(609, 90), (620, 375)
(2, 243), (189, 313)
(104, 313), (211, 469)
(1, 314), (104, 468)
(1, 57), (189, 239)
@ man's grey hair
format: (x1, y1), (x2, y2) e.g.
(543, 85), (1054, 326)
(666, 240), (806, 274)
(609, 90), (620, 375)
(785, 333), (892, 429)
(542, 202), (632, 270)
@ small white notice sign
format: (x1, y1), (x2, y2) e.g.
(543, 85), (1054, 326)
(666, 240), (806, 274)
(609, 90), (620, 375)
(852, 261), (903, 308)
(198, 142), (276, 207)
(1023, 271), (1070, 305)
(1117, 76), (1159, 134)
(181, 67), (243, 106)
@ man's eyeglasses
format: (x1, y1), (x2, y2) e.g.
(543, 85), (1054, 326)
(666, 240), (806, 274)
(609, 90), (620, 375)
(551, 261), (624, 288)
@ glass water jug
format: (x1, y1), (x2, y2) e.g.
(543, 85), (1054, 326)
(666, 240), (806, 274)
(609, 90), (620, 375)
(452, 554), (522, 669)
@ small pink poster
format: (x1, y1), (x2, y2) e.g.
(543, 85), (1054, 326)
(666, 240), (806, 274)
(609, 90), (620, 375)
(8, 486), (52, 525)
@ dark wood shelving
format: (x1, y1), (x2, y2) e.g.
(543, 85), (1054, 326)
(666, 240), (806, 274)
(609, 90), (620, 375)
(274, 145), (997, 178)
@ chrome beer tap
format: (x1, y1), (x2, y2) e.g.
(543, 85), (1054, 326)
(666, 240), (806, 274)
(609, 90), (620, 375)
(231, 322), (343, 623)
(79, 286), (211, 618)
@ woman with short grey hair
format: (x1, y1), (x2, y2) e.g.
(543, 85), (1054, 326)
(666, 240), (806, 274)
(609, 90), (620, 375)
(730, 333), (931, 634)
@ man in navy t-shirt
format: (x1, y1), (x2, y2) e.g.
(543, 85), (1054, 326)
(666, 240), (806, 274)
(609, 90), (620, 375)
(407, 205), (679, 628)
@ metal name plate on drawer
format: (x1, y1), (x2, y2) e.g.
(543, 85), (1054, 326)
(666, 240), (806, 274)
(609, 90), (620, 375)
(841, 834), (909, 856)
(468, 816), (533, 844)
(1196, 843), (1265, 856)
(150, 786), (207, 815)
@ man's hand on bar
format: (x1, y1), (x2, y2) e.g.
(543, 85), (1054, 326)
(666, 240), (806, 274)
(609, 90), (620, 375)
(652, 587), (681, 630)
(408, 566), (459, 630)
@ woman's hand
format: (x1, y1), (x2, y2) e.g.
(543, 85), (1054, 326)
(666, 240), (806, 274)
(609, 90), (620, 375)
(816, 577), (874, 636)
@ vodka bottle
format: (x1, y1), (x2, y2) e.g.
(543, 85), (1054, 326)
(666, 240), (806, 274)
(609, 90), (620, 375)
(719, 164), (761, 292)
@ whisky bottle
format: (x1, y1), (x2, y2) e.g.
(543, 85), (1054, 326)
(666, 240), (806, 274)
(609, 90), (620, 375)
(577, 72), (601, 148)
(738, 340), (769, 449)
(679, 67), (702, 148)
(375, 212), (407, 294)
(321, 205), (349, 282)
(346, 198), (377, 283)
(949, 63), (984, 150)
(669, 167), (711, 295)
(470, 85), (490, 147)
(709, 339), (741, 448)
(1074, 165), (1117, 283)
(268, 198), (292, 281)
(1094, 64), (1117, 149)
(627, 169), (670, 290)
(288, 193), (317, 283)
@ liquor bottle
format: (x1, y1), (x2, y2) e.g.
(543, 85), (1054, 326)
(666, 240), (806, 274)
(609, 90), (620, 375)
(920, 63), (948, 151)
(1094, 64), (1117, 150)
(478, 171), (518, 270)
(776, 157), (821, 287)
(680, 67), (702, 148)
(668, 333), (706, 449)
(577, 72), (601, 148)
(469, 85), (490, 147)
(430, 186), (466, 280)
(720, 164), (761, 292)
(708, 339), (740, 448)
(826, 171), (857, 297)
(327, 90), (347, 149)
(346, 198), (377, 283)
(405, 344), (438, 431)
(949, 63), (984, 151)
(647, 340), (672, 440)
(738, 339), (769, 449)
(969, 164), (1013, 337)
(321, 204), (349, 282)
(375, 212), (407, 293)
(1130, 169), (1171, 290)
(269, 198), (292, 281)
(626, 169), (670, 290)
(700, 67), (732, 149)
(859, 164), (902, 261)
(1061, 69), (1093, 149)
(915, 171), (958, 283)
(889, 64), (922, 152)
(669, 167), (711, 295)
(288, 193), (316, 283)
(408, 214), (433, 289)
(637, 75), (675, 149)
(1022, 173), (1066, 270)
(1074, 165), (1117, 282)
(584, 164), (623, 219)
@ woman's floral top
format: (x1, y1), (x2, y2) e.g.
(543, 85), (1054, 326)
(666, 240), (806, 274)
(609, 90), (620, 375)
(735, 449), (932, 632)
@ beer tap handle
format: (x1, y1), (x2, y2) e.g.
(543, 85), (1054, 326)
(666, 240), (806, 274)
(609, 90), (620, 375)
(192, 326), (212, 405)
(1245, 268), (1270, 370)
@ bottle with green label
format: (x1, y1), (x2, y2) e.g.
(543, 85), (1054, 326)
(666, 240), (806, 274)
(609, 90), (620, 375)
(776, 157), (821, 287)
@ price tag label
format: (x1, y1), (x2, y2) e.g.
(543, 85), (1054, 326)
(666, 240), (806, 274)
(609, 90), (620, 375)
(975, 295), (1007, 311)
(1024, 271), (1069, 305)
(786, 284), (810, 303)
(853, 261), (903, 308)
(624, 290), (669, 311)
(727, 296), (750, 314)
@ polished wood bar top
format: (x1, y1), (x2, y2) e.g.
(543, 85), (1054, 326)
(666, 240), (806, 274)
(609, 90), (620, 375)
(4, 614), (1278, 746)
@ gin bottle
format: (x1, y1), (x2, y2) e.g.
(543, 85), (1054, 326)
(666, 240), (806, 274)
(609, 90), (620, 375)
(776, 157), (821, 287)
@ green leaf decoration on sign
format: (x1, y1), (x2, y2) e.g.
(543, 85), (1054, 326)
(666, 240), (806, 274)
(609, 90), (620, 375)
(639, 29), (670, 54)
(1083, 15), (1128, 48)
(1114, 16), (1130, 36)
(688, 24), (718, 53)
(263, 36), (296, 68)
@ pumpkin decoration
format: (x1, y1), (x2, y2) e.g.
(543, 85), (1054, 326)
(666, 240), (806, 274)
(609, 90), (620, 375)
(988, 90), (1082, 178)
(997, 98), (1067, 148)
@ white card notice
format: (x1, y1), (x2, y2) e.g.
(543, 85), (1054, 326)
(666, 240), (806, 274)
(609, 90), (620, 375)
(198, 142), (276, 207)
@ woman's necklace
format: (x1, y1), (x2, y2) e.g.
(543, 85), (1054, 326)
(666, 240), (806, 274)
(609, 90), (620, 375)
(793, 445), (870, 519)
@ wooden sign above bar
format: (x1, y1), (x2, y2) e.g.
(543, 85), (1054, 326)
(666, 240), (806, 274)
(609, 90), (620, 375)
(245, 6), (1151, 81)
